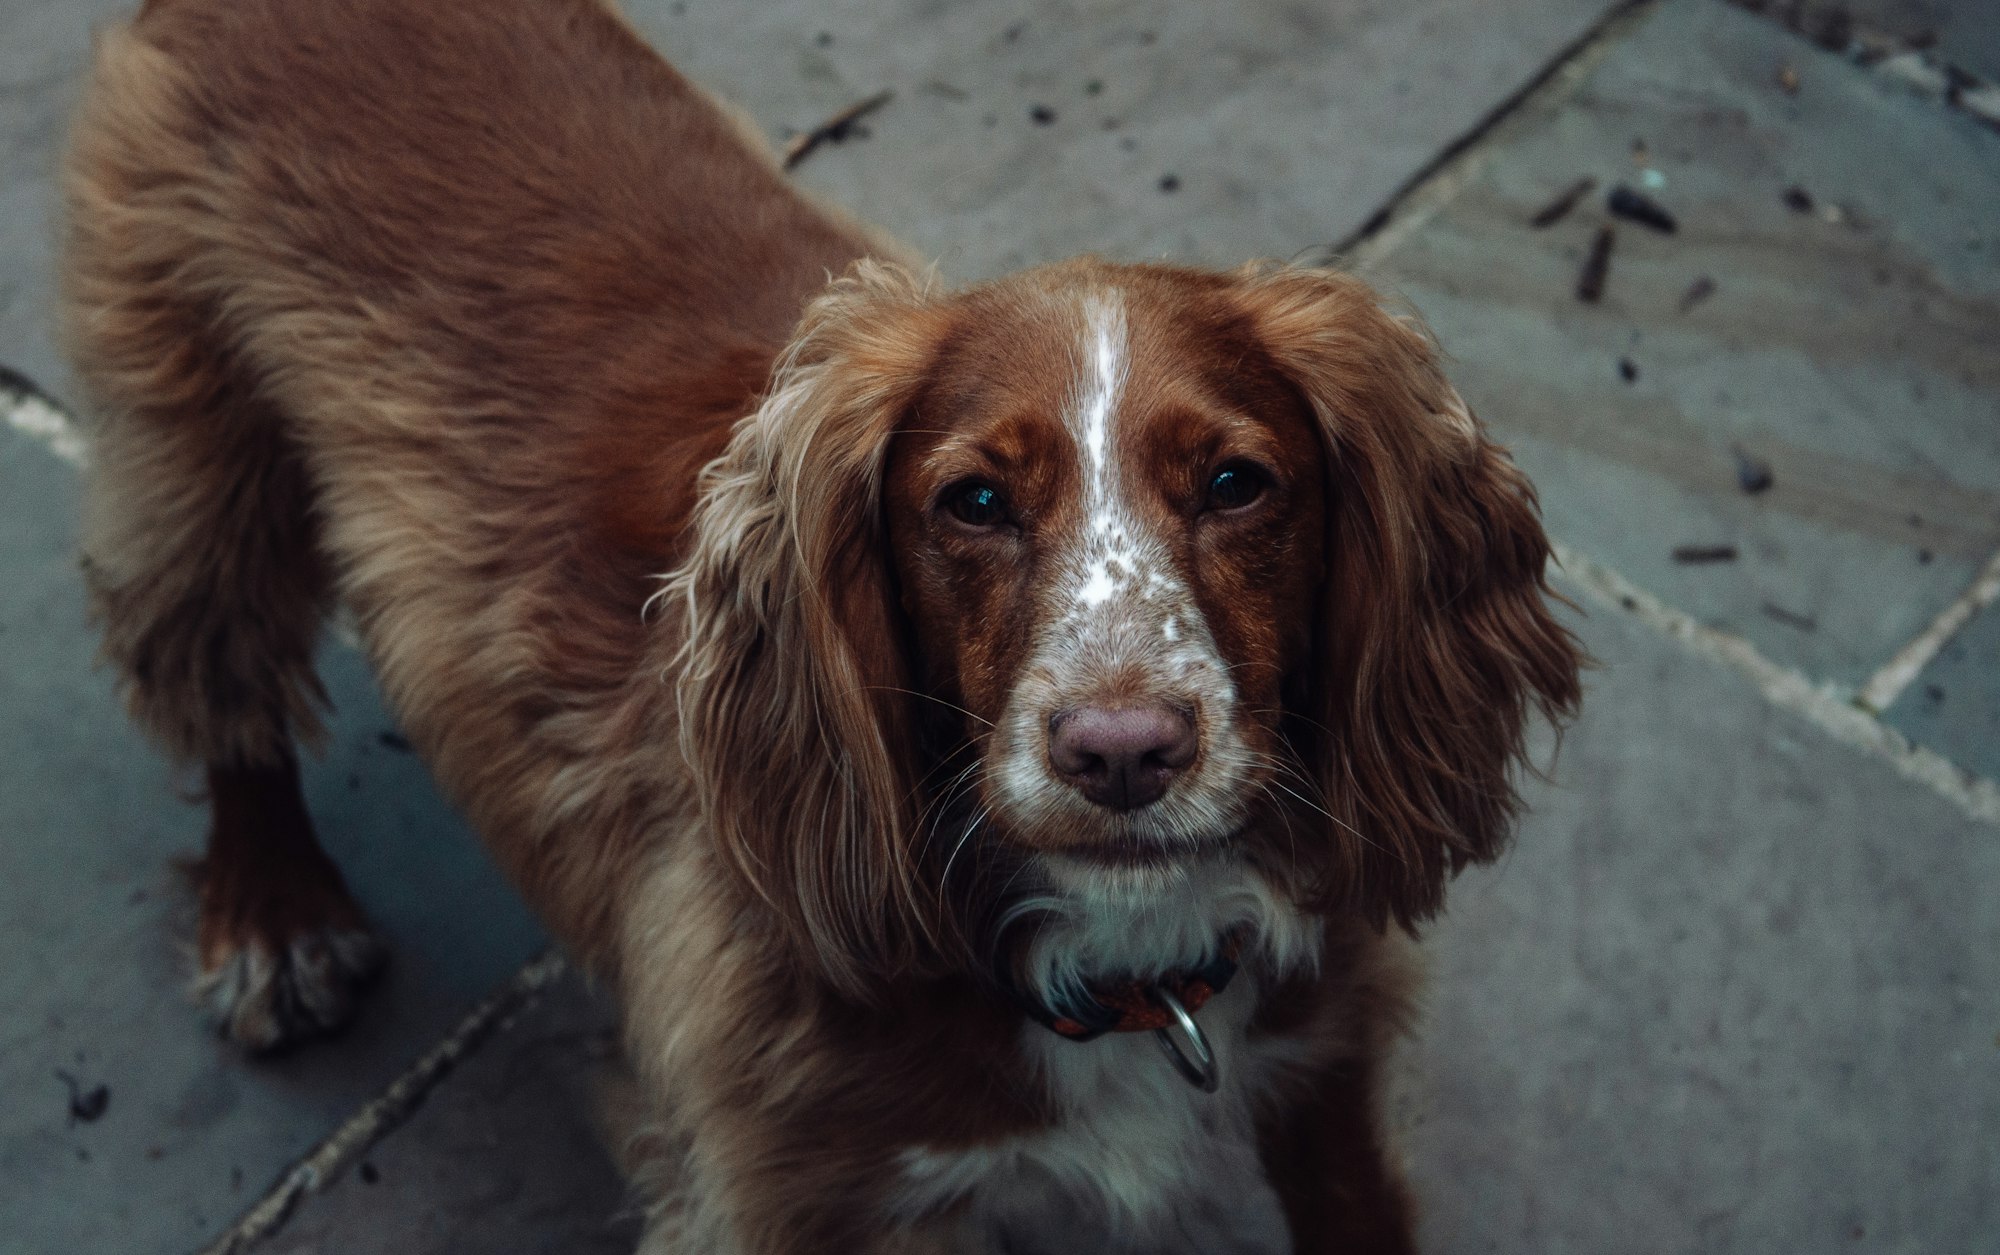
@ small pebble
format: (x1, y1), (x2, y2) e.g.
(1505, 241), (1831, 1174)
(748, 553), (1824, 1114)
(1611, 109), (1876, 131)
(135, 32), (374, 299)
(1608, 185), (1677, 234)
(1028, 104), (1057, 126)
(1158, 174), (1180, 193)
(57, 1072), (109, 1125)
(1732, 445), (1775, 494)
(1618, 358), (1638, 383)
(1782, 185), (1814, 214)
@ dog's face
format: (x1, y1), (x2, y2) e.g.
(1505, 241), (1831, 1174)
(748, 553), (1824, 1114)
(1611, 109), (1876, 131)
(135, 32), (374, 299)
(881, 278), (1326, 892)
(673, 258), (1582, 994)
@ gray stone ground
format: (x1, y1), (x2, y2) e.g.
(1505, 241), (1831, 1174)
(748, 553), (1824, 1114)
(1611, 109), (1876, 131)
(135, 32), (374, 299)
(2, 0), (1996, 1252)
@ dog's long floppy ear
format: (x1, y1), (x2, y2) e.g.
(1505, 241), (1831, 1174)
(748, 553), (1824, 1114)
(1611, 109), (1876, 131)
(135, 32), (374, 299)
(665, 260), (948, 1000)
(1236, 266), (1583, 929)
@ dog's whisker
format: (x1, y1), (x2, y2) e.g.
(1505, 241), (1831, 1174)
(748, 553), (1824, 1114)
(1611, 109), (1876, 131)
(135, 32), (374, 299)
(852, 685), (995, 728)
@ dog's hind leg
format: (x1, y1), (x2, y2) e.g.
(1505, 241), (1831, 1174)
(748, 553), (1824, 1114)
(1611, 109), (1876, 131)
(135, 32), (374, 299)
(64, 182), (385, 1052)
(74, 335), (387, 1049)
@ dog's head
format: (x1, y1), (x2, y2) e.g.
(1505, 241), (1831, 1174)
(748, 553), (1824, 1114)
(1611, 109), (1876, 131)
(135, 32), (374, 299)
(669, 258), (1581, 997)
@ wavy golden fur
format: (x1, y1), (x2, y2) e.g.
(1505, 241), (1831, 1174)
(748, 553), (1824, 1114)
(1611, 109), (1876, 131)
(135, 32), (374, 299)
(62, 0), (1581, 1249)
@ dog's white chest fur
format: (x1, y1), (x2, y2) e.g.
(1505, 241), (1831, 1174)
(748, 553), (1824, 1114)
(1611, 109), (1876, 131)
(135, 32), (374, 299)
(889, 978), (1293, 1254)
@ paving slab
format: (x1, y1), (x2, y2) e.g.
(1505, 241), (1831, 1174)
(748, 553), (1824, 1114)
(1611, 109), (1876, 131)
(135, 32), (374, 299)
(1883, 598), (2000, 783)
(1398, 597), (1999, 1255)
(265, 975), (640, 1255)
(627, 0), (1621, 281)
(1359, 0), (2000, 690)
(0, 419), (545, 1255)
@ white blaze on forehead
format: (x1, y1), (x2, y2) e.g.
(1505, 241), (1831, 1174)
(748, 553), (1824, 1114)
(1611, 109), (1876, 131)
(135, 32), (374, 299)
(1078, 294), (1125, 494)
(1067, 291), (1145, 612)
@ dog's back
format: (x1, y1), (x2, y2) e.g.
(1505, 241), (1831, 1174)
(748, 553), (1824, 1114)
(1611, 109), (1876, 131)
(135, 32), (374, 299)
(61, 0), (871, 1012)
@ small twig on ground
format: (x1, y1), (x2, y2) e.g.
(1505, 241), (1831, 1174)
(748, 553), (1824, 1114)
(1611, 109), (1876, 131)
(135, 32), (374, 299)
(55, 1070), (109, 1126)
(1732, 445), (1775, 494)
(783, 90), (894, 169)
(1530, 176), (1597, 227)
(1672, 544), (1739, 564)
(1761, 602), (1817, 632)
(1576, 224), (1615, 302)
(1678, 275), (1716, 313)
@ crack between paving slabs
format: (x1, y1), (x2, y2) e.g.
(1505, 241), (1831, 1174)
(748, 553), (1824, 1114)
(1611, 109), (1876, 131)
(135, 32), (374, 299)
(1550, 539), (2000, 827)
(1856, 546), (2000, 714)
(193, 950), (570, 1255)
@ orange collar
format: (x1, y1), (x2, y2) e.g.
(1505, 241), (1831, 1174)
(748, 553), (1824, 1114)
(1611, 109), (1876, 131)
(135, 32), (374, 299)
(1015, 930), (1245, 1043)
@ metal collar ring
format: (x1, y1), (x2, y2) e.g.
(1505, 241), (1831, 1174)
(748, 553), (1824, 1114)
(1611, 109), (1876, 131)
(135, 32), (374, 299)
(1149, 984), (1219, 1093)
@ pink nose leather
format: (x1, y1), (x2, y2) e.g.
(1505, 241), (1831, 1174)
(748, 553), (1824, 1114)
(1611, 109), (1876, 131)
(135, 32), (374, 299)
(1048, 705), (1199, 811)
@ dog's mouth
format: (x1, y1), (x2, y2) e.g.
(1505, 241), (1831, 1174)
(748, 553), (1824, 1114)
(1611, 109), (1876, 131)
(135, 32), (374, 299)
(1041, 825), (1244, 873)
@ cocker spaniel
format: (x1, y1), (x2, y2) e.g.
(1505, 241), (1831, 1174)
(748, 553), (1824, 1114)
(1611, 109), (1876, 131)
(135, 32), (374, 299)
(61, 0), (1582, 1251)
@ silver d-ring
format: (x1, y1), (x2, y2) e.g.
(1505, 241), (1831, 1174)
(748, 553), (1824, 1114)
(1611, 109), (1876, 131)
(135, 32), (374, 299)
(1149, 986), (1219, 1093)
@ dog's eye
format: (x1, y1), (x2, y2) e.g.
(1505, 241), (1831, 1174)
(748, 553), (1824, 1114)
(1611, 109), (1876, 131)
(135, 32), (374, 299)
(944, 481), (1010, 528)
(1206, 462), (1270, 512)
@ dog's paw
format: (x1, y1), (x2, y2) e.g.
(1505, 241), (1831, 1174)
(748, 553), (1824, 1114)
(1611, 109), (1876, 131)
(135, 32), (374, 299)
(194, 923), (388, 1052)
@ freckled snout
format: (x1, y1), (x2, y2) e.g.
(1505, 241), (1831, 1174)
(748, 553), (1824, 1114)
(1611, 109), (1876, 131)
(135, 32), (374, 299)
(1048, 704), (1198, 812)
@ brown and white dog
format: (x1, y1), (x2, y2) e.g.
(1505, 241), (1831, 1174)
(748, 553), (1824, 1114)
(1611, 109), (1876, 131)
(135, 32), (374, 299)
(61, 0), (1582, 1250)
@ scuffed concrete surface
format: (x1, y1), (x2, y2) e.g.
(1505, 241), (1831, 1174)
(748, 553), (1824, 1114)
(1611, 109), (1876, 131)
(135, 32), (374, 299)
(265, 976), (641, 1255)
(1395, 602), (2000, 1255)
(636, 0), (1623, 278)
(1359, 0), (2000, 688)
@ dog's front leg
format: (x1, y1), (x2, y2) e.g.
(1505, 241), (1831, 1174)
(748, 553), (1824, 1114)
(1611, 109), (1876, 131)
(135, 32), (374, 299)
(631, 1162), (967, 1255)
(1255, 1056), (1417, 1255)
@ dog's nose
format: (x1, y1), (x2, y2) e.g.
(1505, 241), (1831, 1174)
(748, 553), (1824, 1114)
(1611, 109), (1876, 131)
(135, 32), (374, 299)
(1048, 704), (1198, 811)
